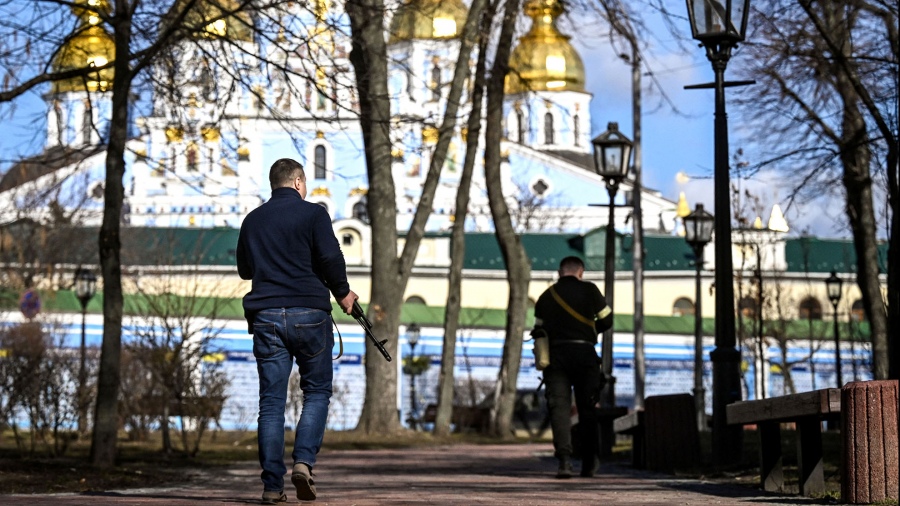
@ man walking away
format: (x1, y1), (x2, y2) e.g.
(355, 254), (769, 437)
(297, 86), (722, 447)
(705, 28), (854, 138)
(237, 158), (357, 503)
(531, 256), (612, 478)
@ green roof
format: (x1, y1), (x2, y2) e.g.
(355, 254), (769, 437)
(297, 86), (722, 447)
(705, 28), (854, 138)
(784, 237), (888, 274)
(462, 232), (698, 272)
(462, 233), (584, 271)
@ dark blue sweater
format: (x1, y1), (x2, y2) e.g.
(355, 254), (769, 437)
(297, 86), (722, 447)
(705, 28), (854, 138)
(236, 188), (350, 326)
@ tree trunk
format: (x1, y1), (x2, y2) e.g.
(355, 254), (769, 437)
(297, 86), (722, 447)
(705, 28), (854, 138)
(820, 2), (890, 380)
(90, 3), (131, 467)
(434, 9), (490, 436)
(346, 0), (402, 433)
(483, 0), (529, 438)
(629, 42), (645, 410)
(797, 0), (895, 378)
(347, 0), (483, 432)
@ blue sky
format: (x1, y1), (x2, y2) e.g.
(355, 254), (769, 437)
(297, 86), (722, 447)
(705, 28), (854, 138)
(569, 10), (857, 239)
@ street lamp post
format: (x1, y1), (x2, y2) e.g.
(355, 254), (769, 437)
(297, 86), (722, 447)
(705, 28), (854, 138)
(74, 267), (97, 434)
(591, 122), (633, 458)
(685, 0), (752, 465)
(825, 271), (843, 388)
(405, 323), (421, 430)
(684, 204), (715, 432)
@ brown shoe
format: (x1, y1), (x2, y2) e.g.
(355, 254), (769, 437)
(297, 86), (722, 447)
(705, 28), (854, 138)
(260, 490), (287, 504)
(291, 463), (317, 501)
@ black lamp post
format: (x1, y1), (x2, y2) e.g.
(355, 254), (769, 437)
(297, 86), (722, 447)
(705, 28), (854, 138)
(74, 267), (97, 433)
(406, 323), (421, 430)
(685, 0), (751, 466)
(684, 204), (715, 432)
(591, 122), (632, 458)
(825, 271), (843, 388)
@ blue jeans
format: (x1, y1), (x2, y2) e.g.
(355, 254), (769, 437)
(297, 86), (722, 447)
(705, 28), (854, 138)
(253, 308), (333, 492)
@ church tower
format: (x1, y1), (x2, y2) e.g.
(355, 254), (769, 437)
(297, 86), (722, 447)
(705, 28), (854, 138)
(505, 0), (591, 153)
(46, 0), (115, 149)
(386, 0), (473, 230)
(130, 0), (261, 228)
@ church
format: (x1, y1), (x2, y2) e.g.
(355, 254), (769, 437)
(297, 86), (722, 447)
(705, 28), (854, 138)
(0, 0), (681, 237)
(0, 0), (877, 429)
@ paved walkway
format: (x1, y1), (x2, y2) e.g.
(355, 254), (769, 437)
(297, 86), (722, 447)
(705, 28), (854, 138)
(3, 444), (835, 505)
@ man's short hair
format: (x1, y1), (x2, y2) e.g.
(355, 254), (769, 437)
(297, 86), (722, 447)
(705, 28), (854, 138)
(269, 158), (306, 189)
(559, 256), (585, 273)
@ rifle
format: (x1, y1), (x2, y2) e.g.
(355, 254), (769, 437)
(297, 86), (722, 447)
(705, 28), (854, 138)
(351, 301), (392, 362)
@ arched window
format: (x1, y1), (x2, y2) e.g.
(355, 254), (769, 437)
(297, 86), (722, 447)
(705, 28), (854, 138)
(186, 144), (199, 171)
(544, 112), (554, 144)
(82, 100), (92, 144)
(573, 114), (580, 146)
(430, 65), (441, 101)
(352, 200), (369, 223)
(798, 297), (823, 320)
(405, 295), (426, 305)
(314, 145), (327, 179)
(851, 299), (866, 322)
(517, 109), (526, 143)
(738, 296), (759, 319)
(406, 67), (415, 97)
(673, 297), (695, 317)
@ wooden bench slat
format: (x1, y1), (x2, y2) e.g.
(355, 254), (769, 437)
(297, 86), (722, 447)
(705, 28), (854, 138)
(727, 388), (840, 425)
(614, 410), (643, 434)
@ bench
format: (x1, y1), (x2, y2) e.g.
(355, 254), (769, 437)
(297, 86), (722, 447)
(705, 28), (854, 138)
(726, 388), (840, 496)
(422, 404), (491, 433)
(613, 393), (700, 471)
(134, 395), (225, 419)
(613, 409), (645, 467)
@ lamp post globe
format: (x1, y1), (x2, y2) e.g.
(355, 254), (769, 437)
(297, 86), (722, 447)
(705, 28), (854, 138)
(686, 0), (750, 46)
(75, 268), (97, 309)
(591, 122), (633, 189)
(683, 204), (714, 431)
(590, 121), (633, 458)
(685, 0), (751, 465)
(825, 271), (843, 388)
(74, 267), (97, 434)
(406, 323), (421, 348)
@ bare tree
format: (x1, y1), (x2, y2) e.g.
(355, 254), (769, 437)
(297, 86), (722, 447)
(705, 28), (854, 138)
(434, 0), (492, 436)
(0, 319), (80, 457)
(123, 232), (235, 457)
(481, 0), (531, 438)
(345, 0), (484, 432)
(737, 0), (896, 379)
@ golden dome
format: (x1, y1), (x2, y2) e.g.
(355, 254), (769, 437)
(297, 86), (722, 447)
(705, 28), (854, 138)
(166, 0), (254, 42)
(676, 192), (690, 218)
(51, 0), (115, 94)
(505, 0), (585, 94)
(388, 0), (468, 43)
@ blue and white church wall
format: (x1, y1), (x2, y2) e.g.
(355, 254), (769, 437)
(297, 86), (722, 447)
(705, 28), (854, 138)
(0, 310), (872, 431)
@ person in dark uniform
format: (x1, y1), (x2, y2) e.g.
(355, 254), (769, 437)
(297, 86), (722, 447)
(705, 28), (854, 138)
(532, 256), (613, 478)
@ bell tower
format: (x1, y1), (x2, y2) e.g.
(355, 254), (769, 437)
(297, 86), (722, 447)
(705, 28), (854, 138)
(46, 0), (115, 149)
(505, 0), (591, 153)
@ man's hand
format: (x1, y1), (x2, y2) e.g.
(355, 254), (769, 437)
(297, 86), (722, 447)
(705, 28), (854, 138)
(338, 290), (358, 315)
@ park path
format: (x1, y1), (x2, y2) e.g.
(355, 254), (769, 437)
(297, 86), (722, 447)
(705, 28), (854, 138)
(3, 444), (835, 505)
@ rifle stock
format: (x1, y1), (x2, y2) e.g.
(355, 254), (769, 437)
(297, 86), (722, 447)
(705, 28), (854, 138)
(351, 301), (392, 362)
